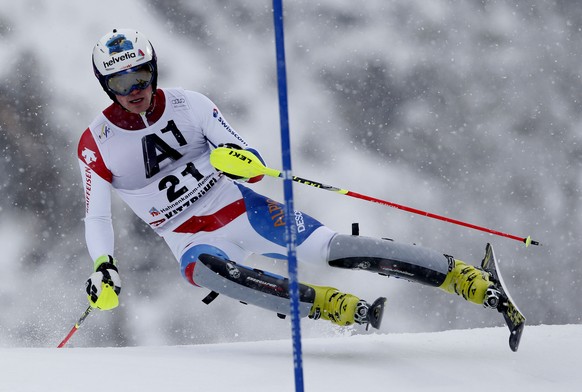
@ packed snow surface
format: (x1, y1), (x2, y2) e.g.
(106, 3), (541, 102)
(1, 324), (578, 391)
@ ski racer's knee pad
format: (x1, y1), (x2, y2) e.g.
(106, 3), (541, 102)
(180, 244), (230, 286)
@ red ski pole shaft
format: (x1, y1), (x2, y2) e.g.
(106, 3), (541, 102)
(57, 306), (93, 348)
(344, 190), (539, 246)
(290, 175), (540, 247)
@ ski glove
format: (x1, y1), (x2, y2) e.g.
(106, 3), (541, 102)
(217, 143), (265, 183)
(86, 255), (121, 310)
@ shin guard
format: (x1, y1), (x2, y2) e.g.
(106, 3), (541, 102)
(193, 254), (315, 317)
(327, 234), (452, 287)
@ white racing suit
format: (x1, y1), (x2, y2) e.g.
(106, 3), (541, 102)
(78, 87), (451, 317)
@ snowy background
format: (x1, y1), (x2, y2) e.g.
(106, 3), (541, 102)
(0, 0), (580, 350)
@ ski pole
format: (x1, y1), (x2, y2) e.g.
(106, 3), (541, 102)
(210, 147), (541, 247)
(57, 305), (93, 348)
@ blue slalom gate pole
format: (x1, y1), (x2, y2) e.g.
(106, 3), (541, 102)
(272, 1), (304, 391)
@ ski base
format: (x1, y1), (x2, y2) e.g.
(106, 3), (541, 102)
(481, 243), (526, 352)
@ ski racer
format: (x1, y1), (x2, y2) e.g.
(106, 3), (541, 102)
(78, 29), (502, 331)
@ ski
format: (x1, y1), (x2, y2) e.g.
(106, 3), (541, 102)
(481, 243), (526, 352)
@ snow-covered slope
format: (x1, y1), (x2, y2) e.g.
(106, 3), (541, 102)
(1, 324), (578, 392)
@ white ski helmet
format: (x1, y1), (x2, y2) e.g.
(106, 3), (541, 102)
(92, 28), (158, 101)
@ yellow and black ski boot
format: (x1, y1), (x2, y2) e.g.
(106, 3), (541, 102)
(306, 285), (386, 329)
(439, 259), (501, 308)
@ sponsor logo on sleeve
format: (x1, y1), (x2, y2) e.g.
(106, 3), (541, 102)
(212, 108), (245, 144)
(81, 148), (97, 165)
(84, 166), (92, 213)
(97, 124), (114, 143)
(171, 97), (188, 110)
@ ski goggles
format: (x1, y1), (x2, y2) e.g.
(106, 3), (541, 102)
(105, 63), (154, 96)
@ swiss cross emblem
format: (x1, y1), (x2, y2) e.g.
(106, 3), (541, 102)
(82, 148), (97, 164)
